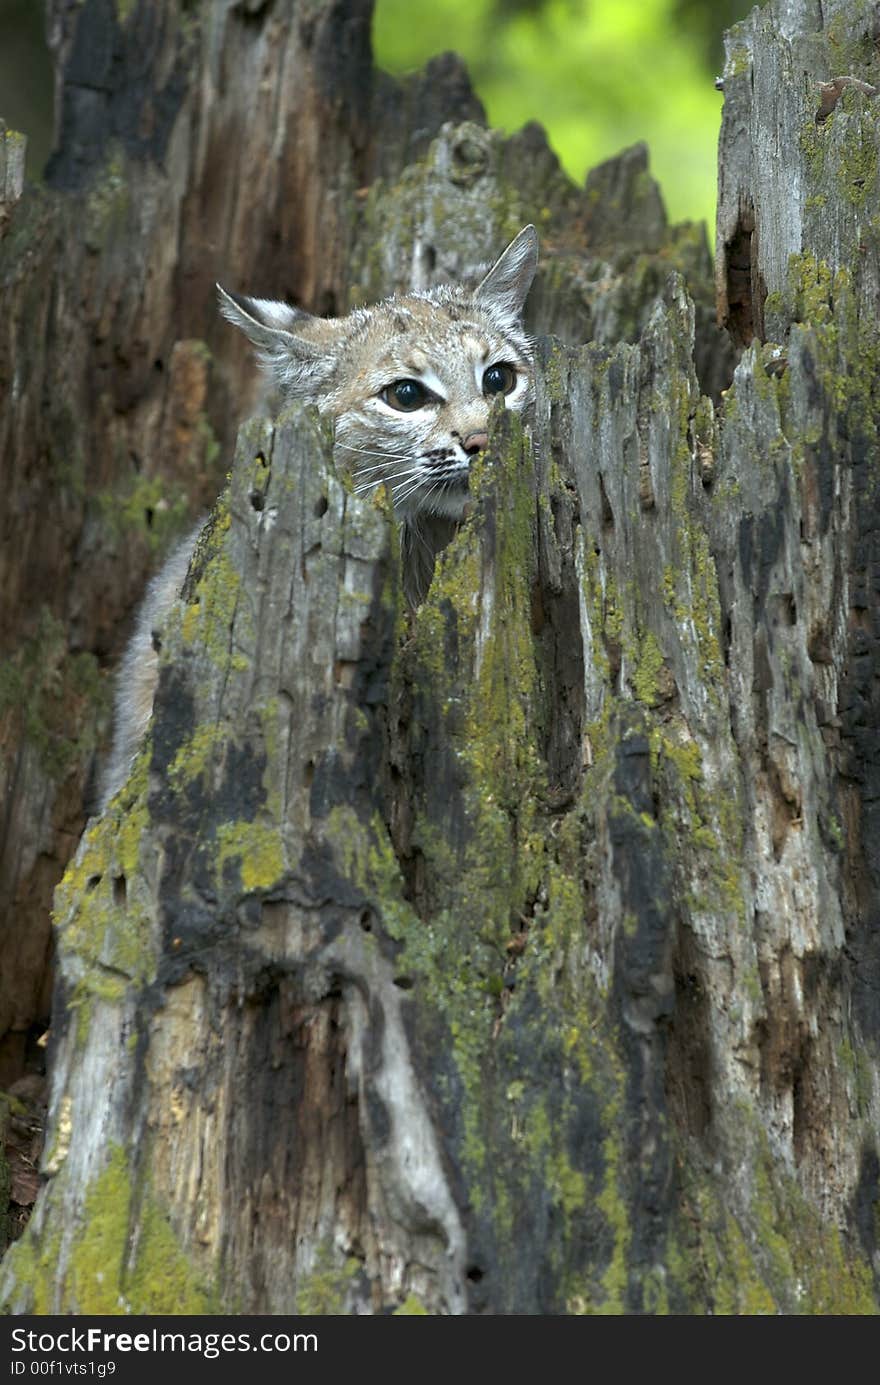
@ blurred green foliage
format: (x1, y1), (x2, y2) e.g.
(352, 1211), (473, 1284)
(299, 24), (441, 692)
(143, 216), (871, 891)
(0, 0), (53, 178)
(0, 0), (752, 222)
(373, 0), (753, 235)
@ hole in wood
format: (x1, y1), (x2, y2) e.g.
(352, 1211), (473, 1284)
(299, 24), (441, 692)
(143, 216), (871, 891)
(359, 910), (373, 932)
(86, 875), (102, 892)
(724, 204), (757, 348)
(112, 875), (127, 907)
(260, 900), (287, 929)
(808, 623), (833, 665)
(769, 593), (797, 628)
(598, 473), (614, 528)
(314, 494), (328, 518)
(249, 489), (265, 511)
(393, 975), (413, 990)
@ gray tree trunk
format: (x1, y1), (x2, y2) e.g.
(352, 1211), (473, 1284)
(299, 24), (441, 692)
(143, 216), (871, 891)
(2, 0), (880, 1313)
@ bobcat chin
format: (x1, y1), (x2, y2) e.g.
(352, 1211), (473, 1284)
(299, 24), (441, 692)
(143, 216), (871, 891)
(99, 226), (539, 809)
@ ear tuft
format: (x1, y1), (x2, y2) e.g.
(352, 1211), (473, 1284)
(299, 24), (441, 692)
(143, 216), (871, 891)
(217, 283), (331, 397)
(474, 225), (539, 324)
(216, 284), (308, 344)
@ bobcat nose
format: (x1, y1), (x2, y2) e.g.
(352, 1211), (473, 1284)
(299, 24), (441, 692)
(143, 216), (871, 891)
(463, 431), (489, 455)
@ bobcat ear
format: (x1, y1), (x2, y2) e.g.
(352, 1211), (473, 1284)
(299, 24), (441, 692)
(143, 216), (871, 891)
(216, 285), (333, 395)
(475, 225), (539, 324)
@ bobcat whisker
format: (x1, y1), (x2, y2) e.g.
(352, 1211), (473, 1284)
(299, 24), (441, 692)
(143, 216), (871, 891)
(354, 465), (425, 496)
(393, 474), (432, 506)
(400, 470), (456, 502)
(336, 443), (416, 462)
(421, 480), (445, 514)
(352, 459), (419, 480)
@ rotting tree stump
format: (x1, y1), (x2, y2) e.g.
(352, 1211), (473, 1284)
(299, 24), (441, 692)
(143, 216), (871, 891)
(2, 0), (880, 1313)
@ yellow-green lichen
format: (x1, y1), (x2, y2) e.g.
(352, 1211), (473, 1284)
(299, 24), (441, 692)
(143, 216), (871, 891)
(4, 1145), (213, 1313)
(725, 44), (752, 79)
(632, 630), (665, 706)
(53, 770), (155, 1045)
(169, 508), (251, 679)
(167, 721), (229, 790)
(215, 820), (286, 893)
(668, 1123), (879, 1314)
(393, 1294), (429, 1314)
(523, 1100), (586, 1218)
(295, 1246), (360, 1315)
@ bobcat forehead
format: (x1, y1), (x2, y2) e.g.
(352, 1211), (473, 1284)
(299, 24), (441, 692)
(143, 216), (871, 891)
(364, 316), (505, 385)
(462, 334), (487, 356)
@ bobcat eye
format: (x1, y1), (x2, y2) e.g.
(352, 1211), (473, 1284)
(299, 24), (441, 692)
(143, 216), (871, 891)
(482, 363), (517, 397)
(382, 379), (431, 411)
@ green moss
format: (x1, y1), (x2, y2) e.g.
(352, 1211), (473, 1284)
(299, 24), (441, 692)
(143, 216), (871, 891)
(71, 1146), (212, 1313)
(692, 393), (714, 443)
(393, 1294), (429, 1314)
(98, 471), (191, 554)
(837, 1037), (874, 1114)
(4, 1145), (213, 1313)
(542, 340), (568, 404)
(710, 1211), (778, 1315)
(52, 773), (154, 1045)
(315, 412), (630, 1298)
(774, 254), (880, 467)
(786, 252), (834, 325)
(0, 608), (108, 781)
(761, 293), (791, 331)
(594, 1125), (631, 1314)
(726, 44), (751, 79)
(833, 113), (875, 209)
(523, 1099), (586, 1218)
(667, 1121), (879, 1314)
(295, 1246), (360, 1315)
(825, 812), (844, 852)
(799, 117), (827, 186)
(0, 1224), (56, 1314)
(167, 721), (229, 789)
(632, 630), (665, 706)
(83, 147), (131, 252)
(179, 534), (250, 674)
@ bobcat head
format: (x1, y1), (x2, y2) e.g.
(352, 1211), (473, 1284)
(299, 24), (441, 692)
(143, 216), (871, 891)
(218, 224), (539, 601)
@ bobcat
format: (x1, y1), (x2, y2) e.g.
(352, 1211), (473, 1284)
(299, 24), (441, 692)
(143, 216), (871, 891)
(99, 225), (539, 809)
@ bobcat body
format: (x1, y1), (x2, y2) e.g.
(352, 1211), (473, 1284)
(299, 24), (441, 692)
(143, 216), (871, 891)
(99, 226), (539, 808)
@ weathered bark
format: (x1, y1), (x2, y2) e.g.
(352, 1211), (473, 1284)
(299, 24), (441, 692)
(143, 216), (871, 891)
(0, 0), (481, 1095)
(3, 0), (880, 1314)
